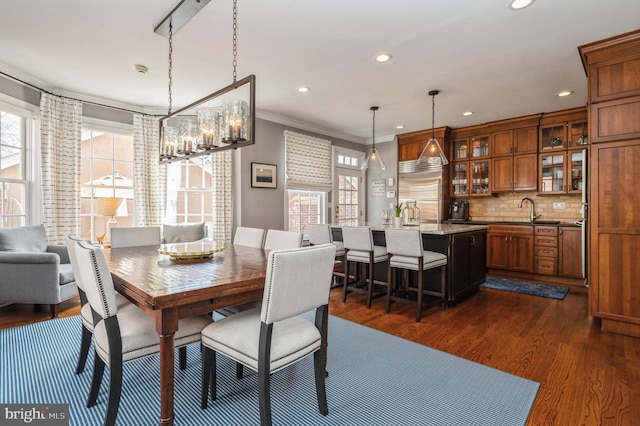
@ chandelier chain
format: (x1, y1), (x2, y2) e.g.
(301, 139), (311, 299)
(431, 92), (435, 140)
(372, 108), (376, 147)
(167, 20), (173, 115)
(232, 0), (238, 82)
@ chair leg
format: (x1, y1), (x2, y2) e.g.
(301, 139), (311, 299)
(179, 346), (187, 371)
(75, 324), (92, 374)
(386, 262), (393, 314)
(105, 359), (122, 426)
(236, 362), (244, 379)
(201, 347), (216, 409)
(87, 352), (105, 408)
(366, 254), (374, 309)
(313, 347), (329, 416)
(342, 257), (349, 302)
(416, 265), (424, 323)
(50, 303), (59, 318)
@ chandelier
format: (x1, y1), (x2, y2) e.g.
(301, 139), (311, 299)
(416, 90), (449, 166)
(361, 106), (386, 171)
(157, 0), (256, 163)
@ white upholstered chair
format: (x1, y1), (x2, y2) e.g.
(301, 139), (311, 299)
(65, 236), (135, 376)
(263, 229), (303, 251)
(71, 239), (211, 426)
(341, 226), (389, 308)
(110, 226), (161, 248)
(233, 226), (265, 248)
(200, 244), (337, 426)
(307, 224), (345, 286)
(161, 222), (207, 244)
(384, 228), (448, 322)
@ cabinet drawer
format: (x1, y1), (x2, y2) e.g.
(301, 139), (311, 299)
(535, 226), (558, 236)
(488, 225), (533, 235)
(535, 236), (558, 247)
(534, 257), (558, 275)
(535, 246), (558, 257)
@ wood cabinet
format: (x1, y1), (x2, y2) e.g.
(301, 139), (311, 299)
(492, 126), (538, 157)
(492, 153), (537, 192)
(558, 227), (582, 278)
(487, 225), (534, 273)
(534, 226), (558, 275)
(397, 127), (450, 162)
(579, 29), (640, 338)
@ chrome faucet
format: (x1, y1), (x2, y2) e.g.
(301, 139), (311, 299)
(518, 197), (538, 222)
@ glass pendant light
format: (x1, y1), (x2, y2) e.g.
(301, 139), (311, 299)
(417, 90), (449, 166)
(361, 106), (386, 171)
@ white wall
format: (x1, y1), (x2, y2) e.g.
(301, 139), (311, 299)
(364, 138), (398, 225)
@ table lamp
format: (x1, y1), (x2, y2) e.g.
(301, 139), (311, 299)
(98, 197), (127, 244)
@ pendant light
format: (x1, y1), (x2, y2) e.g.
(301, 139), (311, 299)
(416, 90), (449, 166)
(361, 106), (386, 171)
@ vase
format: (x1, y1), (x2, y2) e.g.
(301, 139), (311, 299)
(394, 217), (402, 227)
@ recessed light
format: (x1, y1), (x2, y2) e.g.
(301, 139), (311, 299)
(297, 86), (310, 93)
(508, 0), (535, 10)
(462, 111), (474, 116)
(557, 90), (573, 97)
(375, 53), (392, 63)
(396, 125), (405, 129)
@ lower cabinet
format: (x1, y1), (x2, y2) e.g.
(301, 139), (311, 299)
(487, 225), (534, 273)
(558, 227), (582, 278)
(534, 226), (558, 275)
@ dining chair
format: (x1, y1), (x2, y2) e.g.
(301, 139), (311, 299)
(263, 229), (303, 251)
(307, 224), (345, 286)
(341, 226), (389, 308)
(71, 239), (212, 426)
(161, 222), (207, 243)
(233, 226), (266, 248)
(200, 243), (337, 426)
(110, 226), (161, 248)
(384, 228), (447, 322)
(65, 236), (136, 376)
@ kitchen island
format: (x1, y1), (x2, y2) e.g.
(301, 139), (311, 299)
(331, 223), (488, 306)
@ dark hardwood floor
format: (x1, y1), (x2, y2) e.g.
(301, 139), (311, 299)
(2, 283), (639, 425)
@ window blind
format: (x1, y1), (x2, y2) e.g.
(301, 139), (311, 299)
(284, 130), (332, 191)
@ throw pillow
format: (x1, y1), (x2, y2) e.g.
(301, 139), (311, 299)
(0, 224), (48, 252)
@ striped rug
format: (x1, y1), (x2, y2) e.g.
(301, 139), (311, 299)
(0, 314), (539, 425)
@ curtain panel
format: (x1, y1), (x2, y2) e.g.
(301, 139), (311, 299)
(212, 150), (232, 242)
(39, 93), (82, 244)
(284, 130), (332, 192)
(133, 114), (165, 226)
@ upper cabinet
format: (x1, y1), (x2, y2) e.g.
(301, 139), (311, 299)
(397, 127), (451, 162)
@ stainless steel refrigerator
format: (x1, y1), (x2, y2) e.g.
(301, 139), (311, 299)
(576, 148), (588, 284)
(397, 160), (443, 223)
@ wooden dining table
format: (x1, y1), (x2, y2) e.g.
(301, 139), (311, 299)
(105, 241), (268, 426)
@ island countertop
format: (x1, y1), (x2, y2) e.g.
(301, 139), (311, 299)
(331, 223), (488, 235)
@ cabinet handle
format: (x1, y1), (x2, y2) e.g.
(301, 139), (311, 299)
(470, 236), (477, 246)
(505, 236), (508, 242)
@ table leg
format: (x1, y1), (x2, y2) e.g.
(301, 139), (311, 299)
(157, 309), (179, 425)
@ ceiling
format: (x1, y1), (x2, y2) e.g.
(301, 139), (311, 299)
(0, 0), (638, 144)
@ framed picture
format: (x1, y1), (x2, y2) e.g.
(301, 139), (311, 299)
(251, 162), (277, 188)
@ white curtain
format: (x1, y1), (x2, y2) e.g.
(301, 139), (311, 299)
(133, 114), (165, 226)
(284, 130), (332, 191)
(212, 150), (232, 242)
(39, 93), (82, 244)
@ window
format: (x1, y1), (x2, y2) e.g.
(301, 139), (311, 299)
(0, 104), (32, 228)
(337, 153), (359, 168)
(333, 147), (364, 226)
(287, 190), (325, 233)
(166, 156), (213, 224)
(80, 126), (134, 242)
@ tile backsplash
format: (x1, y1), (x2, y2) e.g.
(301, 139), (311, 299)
(468, 191), (582, 223)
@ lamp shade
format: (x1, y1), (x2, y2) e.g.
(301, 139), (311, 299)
(417, 138), (449, 166)
(98, 197), (126, 217)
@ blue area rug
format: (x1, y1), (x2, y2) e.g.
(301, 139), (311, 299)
(481, 277), (570, 300)
(0, 314), (539, 425)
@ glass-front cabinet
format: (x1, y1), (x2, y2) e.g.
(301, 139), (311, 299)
(539, 153), (565, 193)
(470, 135), (490, 158)
(568, 150), (584, 193)
(568, 120), (588, 149)
(451, 162), (469, 197)
(471, 160), (490, 196)
(540, 124), (566, 151)
(452, 138), (469, 161)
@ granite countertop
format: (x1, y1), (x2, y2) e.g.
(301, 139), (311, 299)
(447, 220), (580, 227)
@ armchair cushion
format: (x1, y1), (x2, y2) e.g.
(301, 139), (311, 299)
(162, 222), (206, 244)
(0, 225), (47, 252)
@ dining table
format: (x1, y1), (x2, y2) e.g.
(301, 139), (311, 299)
(104, 241), (268, 426)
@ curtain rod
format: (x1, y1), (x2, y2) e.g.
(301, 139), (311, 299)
(0, 70), (161, 117)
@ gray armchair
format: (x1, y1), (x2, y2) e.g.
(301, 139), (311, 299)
(0, 225), (77, 317)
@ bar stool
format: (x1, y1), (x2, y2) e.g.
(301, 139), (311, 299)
(341, 226), (389, 308)
(384, 228), (447, 322)
(307, 224), (345, 287)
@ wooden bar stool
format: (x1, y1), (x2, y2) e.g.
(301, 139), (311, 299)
(307, 224), (345, 287)
(341, 226), (389, 308)
(384, 228), (447, 322)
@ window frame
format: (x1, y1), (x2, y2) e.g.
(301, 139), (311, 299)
(285, 189), (326, 234)
(165, 155), (214, 225)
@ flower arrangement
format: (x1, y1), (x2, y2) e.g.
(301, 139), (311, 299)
(394, 202), (403, 217)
